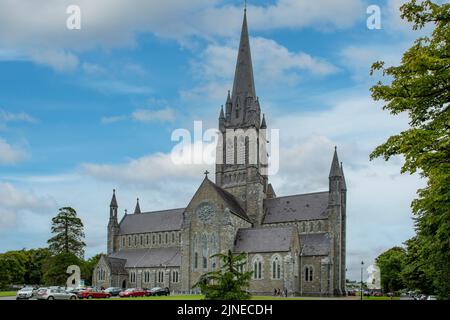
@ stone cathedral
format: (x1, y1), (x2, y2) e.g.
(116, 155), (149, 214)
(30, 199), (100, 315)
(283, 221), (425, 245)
(94, 10), (347, 296)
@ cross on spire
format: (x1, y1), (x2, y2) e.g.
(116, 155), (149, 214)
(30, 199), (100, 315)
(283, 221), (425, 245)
(204, 170), (210, 178)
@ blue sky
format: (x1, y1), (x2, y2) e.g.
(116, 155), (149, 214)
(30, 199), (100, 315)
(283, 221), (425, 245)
(0, 0), (429, 280)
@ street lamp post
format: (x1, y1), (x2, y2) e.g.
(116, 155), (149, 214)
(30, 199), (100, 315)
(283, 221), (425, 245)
(360, 261), (364, 301)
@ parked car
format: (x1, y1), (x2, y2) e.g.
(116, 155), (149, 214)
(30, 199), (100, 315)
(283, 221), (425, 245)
(77, 287), (111, 299)
(119, 288), (147, 298)
(427, 295), (437, 300)
(146, 287), (170, 296)
(373, 292), (383, 297)
(35, 287), (77, 300)
(105, 287), (123, 296)
(16, 287), (34, 300)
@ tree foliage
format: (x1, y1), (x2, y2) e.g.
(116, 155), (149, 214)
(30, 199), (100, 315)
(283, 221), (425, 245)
(370, 0), (450, 299)
(48, 207), (86, 259)
(376, 247), (406, 293)
(42, 252), (82, 286)
(194, 250), (252, 300)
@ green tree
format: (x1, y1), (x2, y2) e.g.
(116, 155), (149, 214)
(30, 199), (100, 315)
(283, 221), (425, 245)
(401, 237), (434, 294)
(48, 207), (86, 259)
(0, 251), (27, 289)
(194, 250), (252, 300)
(23, 248), (51, 285)
(370, 0), (450, 299)
(376, 247), (406, 293)
(42, 252), (82, 286)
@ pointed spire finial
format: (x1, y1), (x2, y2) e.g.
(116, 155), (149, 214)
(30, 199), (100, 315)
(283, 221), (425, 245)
(261, 113), (267, 129)
(329, 147), (342, 178)
(110, 189), (118, 207)
(134, 197), (141, 214)
(124, 209), (128, 215)
(231, 7), (255, 103)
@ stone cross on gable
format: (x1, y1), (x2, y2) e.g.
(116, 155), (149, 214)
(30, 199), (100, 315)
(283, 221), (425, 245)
(204, 170), (210, 178)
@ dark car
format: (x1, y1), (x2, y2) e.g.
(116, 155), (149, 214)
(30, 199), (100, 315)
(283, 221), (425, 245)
(105, 287), (123, 296)
(146, 287), (170, 296)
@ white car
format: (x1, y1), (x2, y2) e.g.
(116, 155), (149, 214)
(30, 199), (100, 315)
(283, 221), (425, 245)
(35, 287), (77, 300)
(427, 295), (437, 300)
(16, 287), (34, 300)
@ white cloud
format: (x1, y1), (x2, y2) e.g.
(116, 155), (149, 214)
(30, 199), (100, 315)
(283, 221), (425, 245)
(0, 138), (27, 165)
(132, 107), (176, 123)
(0, 0), (364, 70)
(28, 49), (79, 72)
(0, 109), (37, 124)
(0, 182), (56, 230)
(185, 36), (337, 102)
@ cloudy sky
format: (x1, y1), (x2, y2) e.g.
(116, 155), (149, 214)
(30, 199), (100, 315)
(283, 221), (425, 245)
(0, 0), (429, 280)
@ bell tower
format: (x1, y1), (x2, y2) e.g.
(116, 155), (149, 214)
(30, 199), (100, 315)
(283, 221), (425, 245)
(215, 9), (268, 225)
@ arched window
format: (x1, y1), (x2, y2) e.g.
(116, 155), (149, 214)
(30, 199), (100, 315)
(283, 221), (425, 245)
(271, 255), (282, 280)
(128, 236), (131, 247)
(157, 270), (164, 283)
(301, 223), (306, 233)
(317, 221), (322, 232)
(146, 235), (149, 246)
(304, 266), (314, 282)
(171, 270), (179, 283)
(211, 234), (217, 270)
(237, 136), (245, 164)
(226, 138), (234, 165)
(130, 271), (136, 283)
(122, 237), (125, 248)
(152, 234), (156, 245)
(309, 222), (314, 232)
(252, 255), (263, 280)
(134, 236), (137, 246)
(158, 233), (162, 244)
(192, 234), (198, 269)
(140, 235), (143, 246)
(172, 232), (175, 243)
(165, 233), (168, 244)
(201, 234), (208, 270)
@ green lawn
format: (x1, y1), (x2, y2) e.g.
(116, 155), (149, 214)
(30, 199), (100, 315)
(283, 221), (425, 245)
(0, 291), (16, 297)
(363, 296), (400, 300)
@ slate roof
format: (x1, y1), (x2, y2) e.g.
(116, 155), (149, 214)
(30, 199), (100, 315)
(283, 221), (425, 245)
(300, 233), (330, 256)
(263, 192), (329, 223)
(106, 256), (127, 274)
(119, 208), (184, 235)
(108, 247), (181, 268)
(208, 179), (251, 222)
(234, 226), (295, 253)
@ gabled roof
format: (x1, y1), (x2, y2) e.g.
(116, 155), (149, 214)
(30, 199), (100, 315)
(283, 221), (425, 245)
(119, 208), (184, 235)
(207, 179), (251, 222)
(109, 247), (181, 268)
(105, 256), (127, 274)
(263, 192), (329, 223)
(300, 233), (331, 256)
(234, 226), (296, 253)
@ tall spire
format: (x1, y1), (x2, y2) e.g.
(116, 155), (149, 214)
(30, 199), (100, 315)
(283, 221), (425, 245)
(110, 189), (118, 207)
(134, 198), (141, 214)
(329, 146), (342, 178)
(231, 9), (256, 104)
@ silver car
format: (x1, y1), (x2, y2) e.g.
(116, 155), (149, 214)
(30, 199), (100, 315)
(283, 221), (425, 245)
(35, 287), (77, 300)
(16, 287), (34, 300)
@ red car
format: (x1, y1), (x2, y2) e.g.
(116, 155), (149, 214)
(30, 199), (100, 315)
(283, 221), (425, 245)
(119, 288), (147, 298)
(77, 287), (111, 299)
